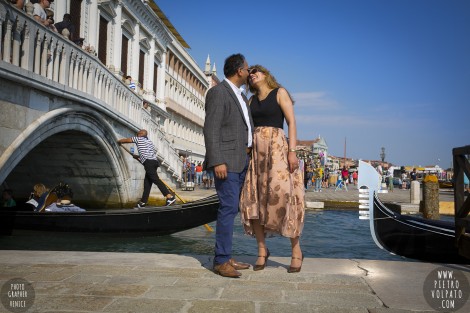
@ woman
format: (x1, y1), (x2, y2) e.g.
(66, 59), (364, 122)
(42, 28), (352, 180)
(240, 65), (305, 273)
(27, 183), (49, 211)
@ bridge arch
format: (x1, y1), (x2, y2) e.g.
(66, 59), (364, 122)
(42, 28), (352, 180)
(1, 108), (136, 209)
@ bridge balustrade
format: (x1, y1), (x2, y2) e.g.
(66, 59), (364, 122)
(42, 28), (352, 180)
(0, 2), (182, 181)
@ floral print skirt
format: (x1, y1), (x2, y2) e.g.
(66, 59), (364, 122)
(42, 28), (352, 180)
(240, 126), (305, 238)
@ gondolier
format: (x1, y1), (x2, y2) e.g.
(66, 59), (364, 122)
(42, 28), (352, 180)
(118, 129), (176, 207)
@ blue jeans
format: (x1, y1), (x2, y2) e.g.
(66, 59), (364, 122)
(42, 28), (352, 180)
(315, 178), (322, 191)
(213, 158), (248, 265)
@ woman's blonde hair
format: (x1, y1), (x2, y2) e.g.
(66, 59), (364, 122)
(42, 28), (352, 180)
(248, 65), (294, 103)
(33, 183), (48, 197)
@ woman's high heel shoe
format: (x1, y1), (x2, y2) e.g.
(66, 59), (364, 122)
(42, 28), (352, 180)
(253, 248), (270, 271)
(287, 253), (304, 273)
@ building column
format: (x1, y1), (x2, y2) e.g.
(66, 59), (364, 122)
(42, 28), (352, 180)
(144, 39), (155, 101)
(131, 21), (140, 87)
(156, 51), (166, 102)
(54, 0), (68, 24)
(87, 0), (99, 52)
(111, 0), (123, 76)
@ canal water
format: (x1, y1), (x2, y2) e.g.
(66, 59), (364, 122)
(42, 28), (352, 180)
(0, 210), (409, 262)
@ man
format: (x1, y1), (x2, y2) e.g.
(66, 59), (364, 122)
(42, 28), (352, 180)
(203, 53), (253, 278)
(118, 129), (176, 207)
(33, 0), (53, 27)
(410, 168), (417, 181)
(55, 13), (76, 39)
(196, 162), (203, 185)
(126, 76), (136, 91)
(2, 189), (16, 208)
(387, 166), (394, 192)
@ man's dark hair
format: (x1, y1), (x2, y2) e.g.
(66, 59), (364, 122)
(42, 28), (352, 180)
(223, 53), (245, 78)
(63, 13), (72, 21)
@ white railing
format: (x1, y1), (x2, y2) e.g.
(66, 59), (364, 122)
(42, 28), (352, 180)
(0, 1), (182, 181)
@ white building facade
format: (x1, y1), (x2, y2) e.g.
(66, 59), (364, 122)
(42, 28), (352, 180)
(51, 0), (209, 163)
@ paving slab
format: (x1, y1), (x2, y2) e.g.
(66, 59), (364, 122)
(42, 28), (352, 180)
(1, 251), (469, 313)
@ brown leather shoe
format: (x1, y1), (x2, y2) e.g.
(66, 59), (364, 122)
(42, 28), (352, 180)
(213, 261), (242, 278)
(229, 258), (250, 270)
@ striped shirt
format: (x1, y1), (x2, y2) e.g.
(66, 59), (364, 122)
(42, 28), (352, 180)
(128, 82), (136, 90)
(131, 136), (157, 163)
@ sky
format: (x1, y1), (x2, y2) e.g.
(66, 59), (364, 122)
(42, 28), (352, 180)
(156, 0), (470, 169)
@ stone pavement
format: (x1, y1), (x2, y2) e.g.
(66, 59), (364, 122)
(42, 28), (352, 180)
(1, 250), (469, 313)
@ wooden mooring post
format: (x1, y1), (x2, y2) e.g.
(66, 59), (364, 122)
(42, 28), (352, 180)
(421, 175), (439, 220)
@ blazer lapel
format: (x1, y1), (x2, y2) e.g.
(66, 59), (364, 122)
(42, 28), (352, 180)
(242, 93), (254, 131)
(222, 80), (248, 127)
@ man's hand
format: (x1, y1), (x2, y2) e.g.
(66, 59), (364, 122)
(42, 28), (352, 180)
(214, 164), (227, 180)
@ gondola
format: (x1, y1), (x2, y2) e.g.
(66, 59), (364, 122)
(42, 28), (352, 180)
(371, 192), (468, 263)
(439, 180), (453, 189)
(0, 195), (219, 236)
(358, 160), (469, 264)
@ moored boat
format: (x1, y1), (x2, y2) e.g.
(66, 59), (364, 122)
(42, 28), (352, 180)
(358, 160), (469, 264)
(0, 195), (219, 236)
(371, 192), (468, 263)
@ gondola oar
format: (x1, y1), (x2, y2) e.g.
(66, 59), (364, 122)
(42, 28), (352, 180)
(120, 144), (214, 232)
(160, 180), (213, 232)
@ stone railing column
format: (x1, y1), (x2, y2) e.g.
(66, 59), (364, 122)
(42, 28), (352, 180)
(87, 64), (95, 95)
(103, 77), (109, 104)
(82, 61), (89, 93)
(59, 45), (67, 85)
(72, 54), (80, 89)
(33, 31), (41, 74)
(78, 57), (84, 91)
(97, 71), (103, 99)
(46, 38), (54, 79)
(68, 51), (75, 88)
(20, 23), (31, 70)
(12, 18), (22, 66)
(2, 19), (12, 63)
(53, 43), (60, 82)
(40, 35), (49, 76)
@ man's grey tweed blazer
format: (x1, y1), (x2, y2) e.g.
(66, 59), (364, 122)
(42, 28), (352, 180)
(203, 80), (254, 173)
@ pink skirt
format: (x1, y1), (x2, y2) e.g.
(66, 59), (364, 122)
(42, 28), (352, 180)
(240, 127), (305, 238)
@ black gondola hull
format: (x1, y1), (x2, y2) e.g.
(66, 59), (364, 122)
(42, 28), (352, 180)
(1, 195), (219, 236)
(372, 194), (468, 264)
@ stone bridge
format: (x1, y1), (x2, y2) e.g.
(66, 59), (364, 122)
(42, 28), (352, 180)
(0, 3), (182, 208)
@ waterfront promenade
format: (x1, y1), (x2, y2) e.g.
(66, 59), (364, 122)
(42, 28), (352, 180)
(179, 184), (456, 214)
(1, 186), (466, 313)
(1, 250), (469, 313)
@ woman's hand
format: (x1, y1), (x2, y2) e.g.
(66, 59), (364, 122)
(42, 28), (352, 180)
(288, 152), (298, 173)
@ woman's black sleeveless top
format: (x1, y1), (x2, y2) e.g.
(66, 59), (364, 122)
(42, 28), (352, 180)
(250, 88), (284, 128)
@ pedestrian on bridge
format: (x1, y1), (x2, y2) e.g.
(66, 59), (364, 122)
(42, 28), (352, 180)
(118, 129), (176, 208)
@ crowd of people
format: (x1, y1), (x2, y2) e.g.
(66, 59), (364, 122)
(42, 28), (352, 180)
(181, 159), (215, 189)
(9, 0), (91, 53)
